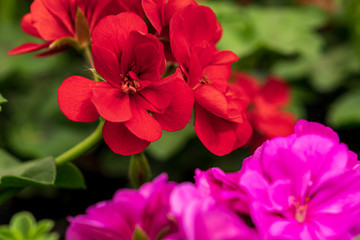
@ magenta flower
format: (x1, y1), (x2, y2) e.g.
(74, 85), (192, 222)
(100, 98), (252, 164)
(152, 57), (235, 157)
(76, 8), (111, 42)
(239, 120), (360, 239)
(66, 174), (179, 240)
(170, 183), (258, 240)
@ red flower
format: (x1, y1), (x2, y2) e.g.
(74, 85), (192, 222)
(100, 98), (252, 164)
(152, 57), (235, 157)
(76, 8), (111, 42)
(232, 72), (297, 150)
(142, 0), (198, 61)
(9, 0), (143, 57)
(170, 5), (252, 156)
(57, 12), (193, 155)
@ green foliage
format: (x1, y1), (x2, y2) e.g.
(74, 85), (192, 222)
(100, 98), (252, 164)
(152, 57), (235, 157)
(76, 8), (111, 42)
(0, 149), (85, 204)
(0, 94), (7, 112)
(274, 45), (360, 92)
(0, 212), (58, 240)
(204, 2), (326, 59)
(147, 124), (195, 161)
(327, 90), (360, 127)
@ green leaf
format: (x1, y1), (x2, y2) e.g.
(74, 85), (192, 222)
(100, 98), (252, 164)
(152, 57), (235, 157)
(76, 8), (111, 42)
(30, 220), (54, 239)
(54, 163), (86, 189)
(0, 93), (7, 112)
(147, 124), (195, 161)
(327, 90), (360, 127)
(0, 155), (56, 187)
(0, 211), (58, 240)
(10, 212), (35, 238)
(203, 2), (326, 59)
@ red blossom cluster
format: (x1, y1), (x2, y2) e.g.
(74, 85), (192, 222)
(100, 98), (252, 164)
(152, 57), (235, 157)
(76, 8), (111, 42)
(232, 72), (297, 150)
(12, 0), (295, 156)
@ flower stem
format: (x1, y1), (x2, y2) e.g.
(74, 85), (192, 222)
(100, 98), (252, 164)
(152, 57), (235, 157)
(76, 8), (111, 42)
(55, 118), (105, 165)
(129, 152), (152, 188)
(83, 45), (99, 81)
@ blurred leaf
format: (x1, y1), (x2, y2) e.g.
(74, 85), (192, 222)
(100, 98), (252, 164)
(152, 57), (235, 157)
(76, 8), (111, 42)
(147, 124), (195, 161)
(54, 163), (85, 189)
(0, 93), (7, 112)
(0, 156), (55, 187)
(327, 89), (360, 127)
(0, 211), (59, 240)
(274, 45), (360, 92)
(204, 2), (326, 59)
(10, 212), (35, 238)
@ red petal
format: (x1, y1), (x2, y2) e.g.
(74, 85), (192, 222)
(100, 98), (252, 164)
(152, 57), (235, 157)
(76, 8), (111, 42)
(103, 122), (150, 155)
(164, 0), (197, 24)
(137, 81), (174, 112)
(8, 42), (50, 55)
(31, 0), (74, 41)
(261, 75), (290, 106)
(21, 13), (41, 38)
(92, 87), (132, 123)
(92, 44), (122, 88)
(211, 50), (238, 65)
(194, 104), (236, 156)
(152, 70), (194, 131)
(57, 76), (100, 122)
(124, 101), (162, 142)
(194, 84), (228, 118)
(142, 0), (163, 35)
(121, 32), (165, 81)
(233, 116), (253, 150)
(92, 12), (148, 59)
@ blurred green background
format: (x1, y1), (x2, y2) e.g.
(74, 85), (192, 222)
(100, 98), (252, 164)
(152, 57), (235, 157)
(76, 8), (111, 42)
(1, 0), (360, 238)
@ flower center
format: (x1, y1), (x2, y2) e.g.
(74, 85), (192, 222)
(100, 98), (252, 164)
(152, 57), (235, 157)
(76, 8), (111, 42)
(289, 196), (309, 223)
(121, 73), (140, 94)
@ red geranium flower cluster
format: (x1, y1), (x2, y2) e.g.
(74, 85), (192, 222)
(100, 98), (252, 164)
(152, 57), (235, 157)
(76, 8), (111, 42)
(11, 0), (254, 156)
(232, 72), (297, 150)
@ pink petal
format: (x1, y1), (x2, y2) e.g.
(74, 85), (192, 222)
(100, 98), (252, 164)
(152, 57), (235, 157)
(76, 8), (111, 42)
(294, 120), (339, 143)
(102, 122), (150, 155)
(91, 87), (131, 122)
(57, 76), (101, 122)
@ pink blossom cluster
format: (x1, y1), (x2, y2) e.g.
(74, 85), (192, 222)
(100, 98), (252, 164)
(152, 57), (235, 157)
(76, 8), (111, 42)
(66, 120), (360, 240)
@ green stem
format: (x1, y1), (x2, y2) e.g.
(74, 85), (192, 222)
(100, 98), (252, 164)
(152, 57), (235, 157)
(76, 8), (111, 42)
(83, 46), (99, 81)
(55, 118), (105, 165)
(129, 152), (152, 188)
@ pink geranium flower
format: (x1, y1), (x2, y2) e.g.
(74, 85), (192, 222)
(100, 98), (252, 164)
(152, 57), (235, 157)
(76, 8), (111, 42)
(170, 183), (258, 240)
(239, 120), (360, 239)
(57, 12), (193, 155)
(66, 174), (179, 240)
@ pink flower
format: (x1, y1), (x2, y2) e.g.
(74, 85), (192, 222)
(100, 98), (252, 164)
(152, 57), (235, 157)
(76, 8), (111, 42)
(66, 174), (179, 240)
(170, 183), (258, 240)
(57, 12), (193, 155)
(239, 120), (360, 239)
